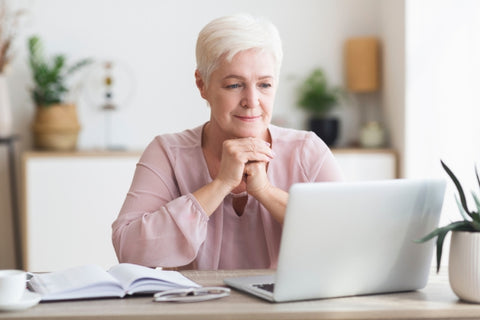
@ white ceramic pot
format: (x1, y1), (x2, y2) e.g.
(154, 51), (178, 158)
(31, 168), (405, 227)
(0, 74), (13, 138)
(360, 121), (385, 148)
(449, 231), (480, 303)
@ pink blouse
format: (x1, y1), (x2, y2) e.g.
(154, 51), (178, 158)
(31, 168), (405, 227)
(112, 124), (343, 270)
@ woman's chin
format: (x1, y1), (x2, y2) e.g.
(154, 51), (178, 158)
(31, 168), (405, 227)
(232, 127), (269, 139)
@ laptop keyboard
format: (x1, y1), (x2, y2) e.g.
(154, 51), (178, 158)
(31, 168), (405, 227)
(253, 283), (275, 293)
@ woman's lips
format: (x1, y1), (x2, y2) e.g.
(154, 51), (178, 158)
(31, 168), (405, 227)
(235, 115), (261, 121)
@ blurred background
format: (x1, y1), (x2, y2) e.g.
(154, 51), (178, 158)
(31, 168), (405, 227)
(0, 0), (479, 271)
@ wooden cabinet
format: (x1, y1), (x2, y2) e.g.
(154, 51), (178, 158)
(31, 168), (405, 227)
(21, 149), (397, 272)
(21, 151), (140, 272)
(332, 149), (397, 181)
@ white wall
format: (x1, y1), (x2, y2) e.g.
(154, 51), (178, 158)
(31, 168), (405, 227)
(380, 0), (405, 176)
(378, 0), (480, 268)
(0, 0), (384, 268)
(405, 0), (480, 178)
(8, 0), (382, 151)
(405, 0), (480, 266)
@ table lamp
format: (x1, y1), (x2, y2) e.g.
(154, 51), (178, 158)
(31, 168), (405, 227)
(344, 37), (385, 148)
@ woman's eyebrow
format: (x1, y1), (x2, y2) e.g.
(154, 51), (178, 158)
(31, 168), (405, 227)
(222, 75), (274, 80)
(223, 75), (244, 80)
(258, 75), (274, 80)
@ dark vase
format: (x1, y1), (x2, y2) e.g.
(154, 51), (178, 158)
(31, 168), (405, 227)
(309, 117), (339, 146)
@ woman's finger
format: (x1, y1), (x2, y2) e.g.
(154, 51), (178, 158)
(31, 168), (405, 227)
(240, 137), (275, 160)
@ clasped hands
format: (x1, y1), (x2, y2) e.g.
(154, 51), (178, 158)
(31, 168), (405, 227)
(217, 137), (275, 197)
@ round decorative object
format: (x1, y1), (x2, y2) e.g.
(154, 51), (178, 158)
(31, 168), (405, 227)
(82, 59), (135, 149)
(360, 121), (385, 148)
(449, 231), (480, 303)
(0, 74), (13, 138)
(83, 59), (135, 112)
(32, 104), (81, 151)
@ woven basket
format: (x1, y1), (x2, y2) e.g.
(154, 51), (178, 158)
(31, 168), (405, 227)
(32, 103), (81, 151)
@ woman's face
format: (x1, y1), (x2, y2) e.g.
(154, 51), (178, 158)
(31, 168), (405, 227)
(197, 49), (277, 140)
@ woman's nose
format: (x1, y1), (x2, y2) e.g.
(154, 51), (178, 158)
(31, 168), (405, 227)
(240, 86), (259, 108)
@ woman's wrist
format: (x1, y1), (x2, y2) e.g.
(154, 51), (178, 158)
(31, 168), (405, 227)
(211, 178), (236, 197)
(251, 184), (288, 224)
(193, 178), (234, 216)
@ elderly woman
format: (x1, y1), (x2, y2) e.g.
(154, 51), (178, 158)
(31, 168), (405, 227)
(112, 14), (343, 270)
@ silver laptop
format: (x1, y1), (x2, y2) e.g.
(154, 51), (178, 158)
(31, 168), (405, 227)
(224, 179), (446, 302)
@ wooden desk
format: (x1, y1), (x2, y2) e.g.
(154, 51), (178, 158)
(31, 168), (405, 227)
(1, 269), (480, 320)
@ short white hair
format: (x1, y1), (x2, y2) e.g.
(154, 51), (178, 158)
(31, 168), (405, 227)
(195, 14), (283, 85)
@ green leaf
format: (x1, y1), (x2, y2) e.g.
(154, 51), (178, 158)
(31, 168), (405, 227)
(441, 160), (478, 222)
(455, 195), (472, 221)
(471, 219), (480, 232)
(473, 192), (480, 214)
(51, 55), (66, 78)
(415, 221), (470, 243)
(415, 220), (474, 272)
(27, 35), (92, 106)
(66, 58), (92, 75)
(435, 229), (448, 273)
(476, 164), (480, 187)
(28, 36), (43, 63)
(297, 68), (343, 116)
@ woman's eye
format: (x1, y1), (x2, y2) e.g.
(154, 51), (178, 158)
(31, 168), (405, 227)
(259, 83), (272, 89)
(226, 83), (241, 89)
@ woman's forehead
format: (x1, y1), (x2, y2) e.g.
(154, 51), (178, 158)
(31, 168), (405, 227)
(214, 49), (276, 78)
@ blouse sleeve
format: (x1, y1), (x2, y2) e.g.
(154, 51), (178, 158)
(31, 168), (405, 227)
(111, 138), (209, 268)
(302, 132), (345, 182)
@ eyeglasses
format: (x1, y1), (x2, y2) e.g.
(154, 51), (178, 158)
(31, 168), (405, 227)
(153, 286), (230, 302)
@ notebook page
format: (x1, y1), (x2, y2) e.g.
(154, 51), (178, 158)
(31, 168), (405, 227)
(108, 263), (200, 294)
(29, 264), (122, 297)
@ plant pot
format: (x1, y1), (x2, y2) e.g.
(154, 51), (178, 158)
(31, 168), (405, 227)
(449, 231), (480, 303)
(32, 103), (81, 151)
(309, 117), (339, 146)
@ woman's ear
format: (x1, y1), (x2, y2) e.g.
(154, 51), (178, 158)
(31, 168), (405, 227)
(195, 70), (207, 99)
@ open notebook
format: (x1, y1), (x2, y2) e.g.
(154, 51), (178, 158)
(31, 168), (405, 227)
(28, 263), (200, 301)
(224, 179), (446, 302)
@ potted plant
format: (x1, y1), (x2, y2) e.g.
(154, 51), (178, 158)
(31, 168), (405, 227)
(28, 35), (91, 150)
(417, 160), (480, 303)
(297, 68), (344, 146)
